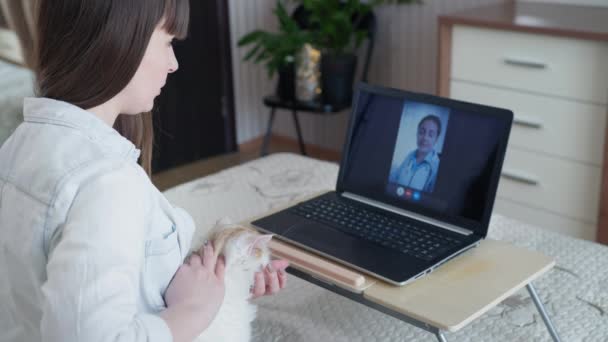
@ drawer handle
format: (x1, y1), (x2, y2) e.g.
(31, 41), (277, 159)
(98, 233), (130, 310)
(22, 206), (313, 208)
(503, 57), (547, 70)
(501, 169), (539, 186)
(513, 115), (543, 129)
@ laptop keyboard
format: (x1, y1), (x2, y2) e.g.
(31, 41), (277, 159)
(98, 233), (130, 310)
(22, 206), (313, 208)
(291, 198), (465, 261)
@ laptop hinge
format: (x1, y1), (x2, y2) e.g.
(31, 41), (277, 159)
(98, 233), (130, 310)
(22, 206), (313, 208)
(341, 192), (474, 236)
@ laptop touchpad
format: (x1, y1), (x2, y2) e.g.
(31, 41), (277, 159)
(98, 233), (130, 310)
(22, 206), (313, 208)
(283, 221), (381, 265)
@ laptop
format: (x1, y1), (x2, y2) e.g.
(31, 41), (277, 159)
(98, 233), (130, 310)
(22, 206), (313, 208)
(252, 83), (513, 286)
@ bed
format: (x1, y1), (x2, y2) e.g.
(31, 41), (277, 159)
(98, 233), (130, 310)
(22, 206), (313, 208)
(163, 152), (608, 342)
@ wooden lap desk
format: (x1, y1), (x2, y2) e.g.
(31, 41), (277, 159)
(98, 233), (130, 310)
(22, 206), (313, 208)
(243, 197), (562, 342)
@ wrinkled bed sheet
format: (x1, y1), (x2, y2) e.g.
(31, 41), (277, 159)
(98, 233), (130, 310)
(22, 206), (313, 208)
(164, 153), (608, 342)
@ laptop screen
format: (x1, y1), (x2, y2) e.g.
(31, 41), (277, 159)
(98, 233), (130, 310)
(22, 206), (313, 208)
(337, 84), (512, 234)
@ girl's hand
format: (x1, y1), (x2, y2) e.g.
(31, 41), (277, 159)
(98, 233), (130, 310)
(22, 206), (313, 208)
(250, 259), (289, 299)
(161, 244), (225, 341)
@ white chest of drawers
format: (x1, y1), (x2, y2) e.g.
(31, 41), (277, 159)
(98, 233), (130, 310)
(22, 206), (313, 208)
(438, 3), (608, 242)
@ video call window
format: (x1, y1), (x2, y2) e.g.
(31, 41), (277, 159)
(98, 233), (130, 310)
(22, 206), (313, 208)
(387, 101), (450, 198)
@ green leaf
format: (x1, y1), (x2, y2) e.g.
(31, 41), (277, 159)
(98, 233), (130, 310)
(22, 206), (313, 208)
(238, 0), (421, 79)
(243, 43), (262, 61)
(239, 30), (272, 47)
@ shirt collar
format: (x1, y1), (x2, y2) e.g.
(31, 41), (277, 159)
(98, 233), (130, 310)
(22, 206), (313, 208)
(410, 149), (437, 165)
(422, 149), (437, 164)
(23, 97), (141, 162)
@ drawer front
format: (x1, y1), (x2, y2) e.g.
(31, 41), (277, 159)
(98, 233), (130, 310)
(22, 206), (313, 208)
(493, 198), (597, 241)
(497, 147), (601, 223)
(450, 80), (608, 165)
(451, 25), (608, 104)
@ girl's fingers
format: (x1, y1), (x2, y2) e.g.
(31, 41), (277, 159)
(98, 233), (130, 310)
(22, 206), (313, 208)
(188, 253), (202, 267)
(265, 266), (280, 294)
(252, 272), (265, 298)
(215, 255), (226, 281)
(269, 259), (289, 272)
(278, 269), (287, 289)
(202, 244), (217, 267)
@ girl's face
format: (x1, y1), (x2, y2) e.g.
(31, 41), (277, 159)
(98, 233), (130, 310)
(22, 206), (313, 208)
(417, 119), (439, 154)
(118, 26), (178, 114)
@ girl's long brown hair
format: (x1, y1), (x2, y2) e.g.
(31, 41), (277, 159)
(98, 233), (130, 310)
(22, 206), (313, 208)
(34, 0), (190, 176)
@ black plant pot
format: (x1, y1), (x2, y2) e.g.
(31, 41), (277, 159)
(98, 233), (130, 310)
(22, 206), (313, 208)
(321, 53), (357, 108)
(276, 62), (296, 101)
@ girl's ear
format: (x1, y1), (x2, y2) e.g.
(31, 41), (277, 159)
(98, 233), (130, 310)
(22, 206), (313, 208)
(246, 234), (273, 255)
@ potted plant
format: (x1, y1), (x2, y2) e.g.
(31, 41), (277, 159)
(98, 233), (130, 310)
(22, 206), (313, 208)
(238, 0), (421, 105)
(237, 1), (311, 101)
(301, 0), (421, 107)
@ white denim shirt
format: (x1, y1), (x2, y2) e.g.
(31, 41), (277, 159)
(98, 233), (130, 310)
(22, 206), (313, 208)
(0, 98), (195, 341)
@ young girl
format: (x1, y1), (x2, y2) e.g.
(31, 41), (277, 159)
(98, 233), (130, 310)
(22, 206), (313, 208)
(0, 1), (287, 341)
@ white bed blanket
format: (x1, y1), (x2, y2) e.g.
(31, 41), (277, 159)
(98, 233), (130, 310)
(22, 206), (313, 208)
(163, 153), (608, 342)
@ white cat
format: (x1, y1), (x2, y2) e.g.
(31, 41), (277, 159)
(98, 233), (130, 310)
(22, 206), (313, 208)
(193, 219), (273, 342)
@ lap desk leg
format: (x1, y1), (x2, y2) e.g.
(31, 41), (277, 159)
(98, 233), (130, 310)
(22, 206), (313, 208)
(362, 239), (554, 332)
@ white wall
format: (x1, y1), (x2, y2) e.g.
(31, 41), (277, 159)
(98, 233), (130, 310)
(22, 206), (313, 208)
(228, 0), (507, 150)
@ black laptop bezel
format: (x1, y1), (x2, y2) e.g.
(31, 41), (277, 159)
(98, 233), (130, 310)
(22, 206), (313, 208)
(335, 83), (513, 237)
